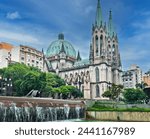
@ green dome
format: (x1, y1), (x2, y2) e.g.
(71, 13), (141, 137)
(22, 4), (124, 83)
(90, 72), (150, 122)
(46, 34), (76, 58)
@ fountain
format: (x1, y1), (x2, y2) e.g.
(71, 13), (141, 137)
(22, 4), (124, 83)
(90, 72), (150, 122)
(0, 96), (85, 122)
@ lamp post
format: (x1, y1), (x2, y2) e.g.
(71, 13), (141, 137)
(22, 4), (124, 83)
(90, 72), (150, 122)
(4, 78), (13, 96)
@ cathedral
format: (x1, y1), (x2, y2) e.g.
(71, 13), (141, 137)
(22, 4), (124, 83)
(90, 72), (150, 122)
(46, 0), (122, 99)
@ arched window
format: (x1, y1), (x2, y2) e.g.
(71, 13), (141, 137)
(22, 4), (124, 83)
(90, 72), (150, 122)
(95, 36), (98, 56)
(112, 44), (115, 55)
(100, 35), (103, 54)
(108, 45), (111, 54)
(106, 68), (108, 81)
(95, 67), (99, 82)
(96, 85), (100, 97)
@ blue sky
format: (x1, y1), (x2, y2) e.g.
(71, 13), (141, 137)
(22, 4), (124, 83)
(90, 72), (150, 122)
(0, 0), (150, 72)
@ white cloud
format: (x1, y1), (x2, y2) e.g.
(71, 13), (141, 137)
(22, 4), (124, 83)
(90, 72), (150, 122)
(6, 11), (21, 20)
(0, 30), (40, 44)
(0, 21), (50, 51)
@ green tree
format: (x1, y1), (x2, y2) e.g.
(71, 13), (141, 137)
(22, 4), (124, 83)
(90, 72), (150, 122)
(42, 73), (65, 97)
(20, 71), (46, 96)
(102, 84), (123, 100)
(123, 88), (147, 104)
(0, 63), (83, 99)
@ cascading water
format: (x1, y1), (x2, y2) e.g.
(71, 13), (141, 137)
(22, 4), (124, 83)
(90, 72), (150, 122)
(0, 101), (85, 122)
(64, 104), (70, 119)
(75, 105), (81, 119)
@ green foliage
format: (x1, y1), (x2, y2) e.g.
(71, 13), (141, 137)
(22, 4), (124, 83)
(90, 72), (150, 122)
(144, 87), (150, 99)
(87, 106), (150, 112)
(102, 84), (123, 100)
(46, 73), (65, 88)
(136, 82), (148, 89)
(0, 63), (81, 99)
(50, 85), (83, 99)
(123, 88), (146, 103)
(87, 101), (150, 112)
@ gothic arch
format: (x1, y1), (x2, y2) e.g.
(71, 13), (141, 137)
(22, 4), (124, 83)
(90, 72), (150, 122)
(95, 35), (99, 56)
(112, 44), (115, 55)
(100, 35), (103, 54)
(96, 84), (100, 97)
(108, 45), (111, 53)
(95, 67), (100, 82)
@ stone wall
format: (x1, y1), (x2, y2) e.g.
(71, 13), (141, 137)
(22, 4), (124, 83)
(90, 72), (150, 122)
(87, 111), (150, 122)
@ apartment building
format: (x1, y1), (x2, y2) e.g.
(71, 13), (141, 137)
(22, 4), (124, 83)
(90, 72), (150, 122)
(11, 45), (45, 71)
(122, 65), (142, 88)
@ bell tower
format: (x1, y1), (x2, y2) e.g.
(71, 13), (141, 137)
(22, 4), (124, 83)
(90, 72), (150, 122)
(91, 0), (107, 64)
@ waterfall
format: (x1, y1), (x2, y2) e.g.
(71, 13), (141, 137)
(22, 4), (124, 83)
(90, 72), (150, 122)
(0, 102), (85, 122)
(64, 104), (70, 119)
(75, 105), (81, 119)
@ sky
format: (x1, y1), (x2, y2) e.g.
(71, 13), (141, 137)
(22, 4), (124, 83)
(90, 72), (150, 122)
(0, 0), (150, 72)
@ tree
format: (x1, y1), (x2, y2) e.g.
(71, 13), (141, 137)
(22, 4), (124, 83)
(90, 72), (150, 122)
(0, 63), (83, 99)
(123, 88), (146, 104)
(20, 71), (46, 96)
(136, 82), (148, 89)
(102, 84), (123, 100)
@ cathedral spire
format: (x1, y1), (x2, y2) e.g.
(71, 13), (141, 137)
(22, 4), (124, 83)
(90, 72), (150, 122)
(95, 0), (103, 27)
(108, 10), (115, 38)
(77, 51), (82, 61)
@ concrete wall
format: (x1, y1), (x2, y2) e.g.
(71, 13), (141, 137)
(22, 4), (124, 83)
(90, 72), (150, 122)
(87, 111), (150, 122)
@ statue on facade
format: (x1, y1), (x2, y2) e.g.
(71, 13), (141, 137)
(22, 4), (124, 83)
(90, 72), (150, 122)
(85, 71), (90, 83)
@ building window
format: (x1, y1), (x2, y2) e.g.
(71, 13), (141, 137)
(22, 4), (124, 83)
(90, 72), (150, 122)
(21, 52), (24, 56)
(112, 44), (115, 54)
(96, 85), (100, 97)
(108, 45), (111, 53)
(21, 57), (24, 61)
(95, 67), (99, 82)
(100, 35), (103, 55)
(95, 36), (98, 56)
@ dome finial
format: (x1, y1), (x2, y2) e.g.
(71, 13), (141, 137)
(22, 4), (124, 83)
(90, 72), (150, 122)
(77, 50), (82, 61)
(58, 33), (64, 40)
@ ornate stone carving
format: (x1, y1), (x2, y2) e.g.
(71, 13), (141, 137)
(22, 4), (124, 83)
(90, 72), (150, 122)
(85, 71), (90, 83)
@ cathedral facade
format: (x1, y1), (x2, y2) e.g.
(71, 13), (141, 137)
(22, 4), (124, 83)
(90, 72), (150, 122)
(46, 0), (122, 99)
